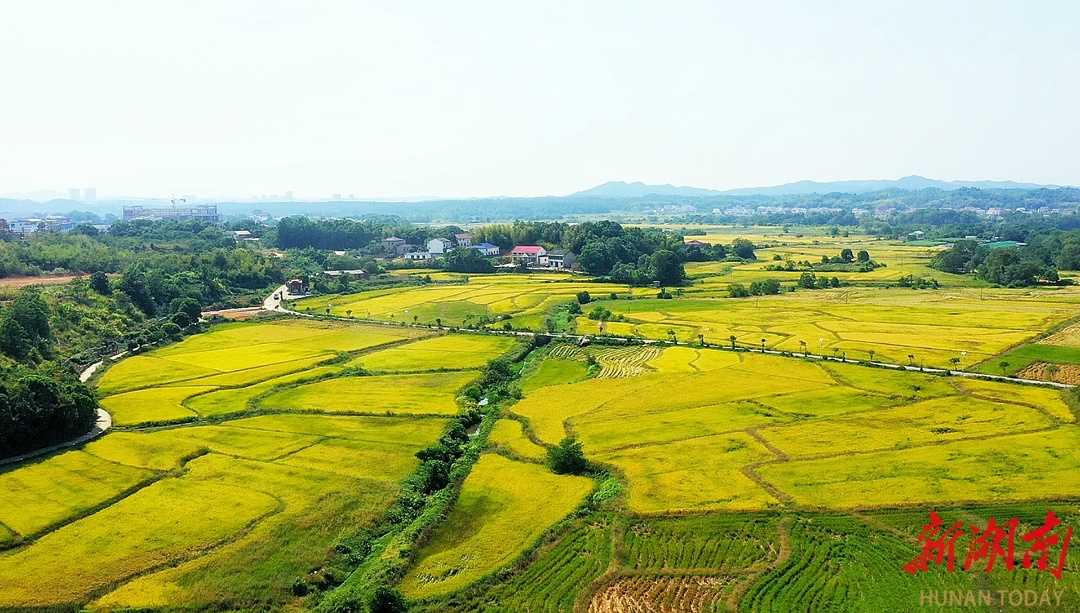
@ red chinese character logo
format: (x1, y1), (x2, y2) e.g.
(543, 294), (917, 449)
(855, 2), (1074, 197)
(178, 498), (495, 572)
(1020, 510), (1073, 580)
(905, 510), (1073, 580)
(904, 510), (967, 574)
(963, 517), (1018, 572)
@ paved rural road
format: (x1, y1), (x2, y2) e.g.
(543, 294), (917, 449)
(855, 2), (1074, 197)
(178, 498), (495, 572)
(0, 362), (113, 467)
(265, 288), (1074, 389)
(264, 284), (288, 311)
(265, 284), (314, 315)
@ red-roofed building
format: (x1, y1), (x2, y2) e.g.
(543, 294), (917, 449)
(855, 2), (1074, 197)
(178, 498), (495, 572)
(685, 239), (711, 247)
(510, 245), (547, 266)
(454, 233), (472, 247)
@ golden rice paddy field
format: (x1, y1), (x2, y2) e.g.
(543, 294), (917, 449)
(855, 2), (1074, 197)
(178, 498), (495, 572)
(290, 237), (1080, 371)
(399, 454), (593, 599)
(405, 336), (1080, 612)
(291, 274), (626, 325)
(10, 257), (1080, 612)
(510, 345), (1079, 513)
(0, 318), (524, 611)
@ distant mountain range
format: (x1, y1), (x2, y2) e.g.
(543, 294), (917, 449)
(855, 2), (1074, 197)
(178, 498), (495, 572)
(571, 176), (1064, 198)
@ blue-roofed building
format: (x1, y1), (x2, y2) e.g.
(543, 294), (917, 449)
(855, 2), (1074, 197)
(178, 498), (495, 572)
(472, 242), (501, 256)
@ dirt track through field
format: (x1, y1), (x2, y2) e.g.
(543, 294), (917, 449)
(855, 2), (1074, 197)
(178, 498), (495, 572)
(0, 274), (79, 289)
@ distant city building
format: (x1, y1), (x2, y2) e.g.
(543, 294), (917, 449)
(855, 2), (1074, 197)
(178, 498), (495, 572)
(83, 188), (96, 201)
(68, 188), (80, 201)
(285, 191), (293, 201)
(8, 217), (76, 234)
(122, 205), (220, 223)
(332, 194), (342, 201)
(428, 238), (452, 254)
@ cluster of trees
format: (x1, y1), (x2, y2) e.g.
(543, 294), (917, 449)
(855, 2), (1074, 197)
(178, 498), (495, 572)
(274, 217), (394, 250)
(410, 413), (477, 495)
(95, 219), (237, 250)
(0, 364), (98, 459)
(931, 240), (1062, 286)
(0, 290), (100, 460)
(897, 275), (939, 289)
(0, 219), (296, 459)
(109, 248), (282, 318)
(0, 222), (282, 309)
(443, 247), (495, 273)
(827, 248), (870, 265)
(764, 249), (878, 273)
(272, 216), (469, 253)
(585, 305), (628, 322)
(472, 220), (699, 286)
(547, 437), (588, 475)
(0, 291), (53, 361)
(798, 272), (842, 289)
(0, 232), (121, 277)
(728, 274), (841, 297)
(728, 278), (782, 297)
(683, 242), (729, 261)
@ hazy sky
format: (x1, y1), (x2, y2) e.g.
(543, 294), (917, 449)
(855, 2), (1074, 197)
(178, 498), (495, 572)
(2, 1), (1078, 199)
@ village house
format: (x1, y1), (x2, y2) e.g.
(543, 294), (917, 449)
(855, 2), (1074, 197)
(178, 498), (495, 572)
(684, 239), (711, 247)
(286, 278), (306, 294)
(510, 245), (547, 266)
(472, 242), (500, 256)
(323, 269), (369, 280)
(547, 249), (577, 269)
(454, 233), (472, 247)
(405, 251), (432, 261)
(381, 236), (408, 255)
(428, 238), (452, 254)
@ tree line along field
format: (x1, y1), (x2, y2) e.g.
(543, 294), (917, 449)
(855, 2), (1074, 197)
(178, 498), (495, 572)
(0, 318), (519, 611)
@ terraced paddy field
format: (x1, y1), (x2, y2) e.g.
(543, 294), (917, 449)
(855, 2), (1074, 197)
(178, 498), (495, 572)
(0, 318), (524, 612)
(573, 287), (1080, 369)
(510, 345), (1080, 511)
(400, 454), (594, 599)
(11, 290), (1080, 612)
(293, 251), (1080, 370)
(291, 274), (626, 325)
(416, 343), (1080, 612)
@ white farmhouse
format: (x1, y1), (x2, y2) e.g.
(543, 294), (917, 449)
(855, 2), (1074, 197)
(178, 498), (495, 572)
(428, 238), (452, 255)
